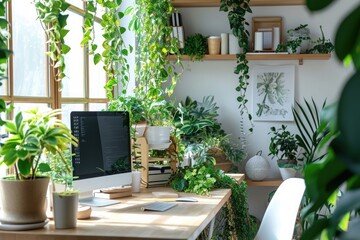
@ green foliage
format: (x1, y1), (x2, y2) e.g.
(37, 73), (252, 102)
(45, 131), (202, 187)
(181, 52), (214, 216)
(306, 26), (335, 54)
(174, 96), (246, 165)
(301, 0), (360, 239)
(44, 150), (77, 192)
(182, 33), (207, 61)
(292, 98), (329, 165)
(0, 0), (11, 83)
(277, 24), (311, 53)
(108, 95), (146, 125)
(220, 0), (253, 132)
(170, 162), (257, 239)
(34, 0), (70, 84)
(0, 108), (78, 180)
(128, 0), (182, 101)
(268, 125), (299, 167)
(83, 0), (133, 99)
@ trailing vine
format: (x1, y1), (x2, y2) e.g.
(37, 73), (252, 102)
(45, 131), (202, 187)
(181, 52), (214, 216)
(220, 0), (253, 132)
(170, 162), (257, 239)
(33, 0), (70, 85)
(83, 0), (132, 99)
(0, 0), (11, 83)
(128, 0), (182, 102)
(0, 0), (12, 124)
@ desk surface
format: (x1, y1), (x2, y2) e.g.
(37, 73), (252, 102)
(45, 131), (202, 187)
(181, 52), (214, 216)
(0, 187), (231, 240)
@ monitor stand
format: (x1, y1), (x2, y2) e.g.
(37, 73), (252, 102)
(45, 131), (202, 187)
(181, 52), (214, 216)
(79, 196), (120, 207)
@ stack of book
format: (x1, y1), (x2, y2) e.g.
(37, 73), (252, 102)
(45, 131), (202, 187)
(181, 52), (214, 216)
(94, 185), (132, 199)
(170, 12), (185, 49)
(148, 164), (172, 187)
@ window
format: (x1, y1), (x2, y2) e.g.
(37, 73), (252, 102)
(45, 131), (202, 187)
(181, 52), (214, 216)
(4, 1), (109, 122)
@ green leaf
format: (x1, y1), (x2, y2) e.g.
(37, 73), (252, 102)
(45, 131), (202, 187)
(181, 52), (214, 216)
(14, 112), (22, 132)
(118, 12), (124, 19)
(86, 2), (96, 12)
(301, 218), (329, 240)
(60, 2), (70, 11)
(2, 149), (18, 166)
(94, 53), (101, 65)
(58, 14), (69, 29)
(62, 44), (71, 54)
(38, 162), (51, 173)
(302, 151), (352, 217)
(16, 148), (29, 159)
(306, 0), (335, 11)
(18, 159), (31, 177)
(334, 5), (360, 62)
(59, 29), (70, 38)
(337, 72), (360, 173)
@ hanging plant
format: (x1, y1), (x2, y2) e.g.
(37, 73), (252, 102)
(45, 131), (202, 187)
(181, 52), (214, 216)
(220, 0), (253, 132)
(127, 0), (182, 102)
(82, 0), (133, 99)
(34, 0), (70, 85)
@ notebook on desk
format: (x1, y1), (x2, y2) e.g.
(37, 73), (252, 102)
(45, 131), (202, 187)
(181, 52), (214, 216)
(79, 196), (120, 207)
(141, 202), (177, 212)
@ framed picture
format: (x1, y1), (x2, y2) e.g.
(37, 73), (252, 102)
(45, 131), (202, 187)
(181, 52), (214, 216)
(253, 65), (295, 121)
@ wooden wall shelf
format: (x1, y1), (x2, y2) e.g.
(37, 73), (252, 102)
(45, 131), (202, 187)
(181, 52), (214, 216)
(172, 0), (304, 7)
(246, 179), (283, 187)
(167, 53), (331, 65)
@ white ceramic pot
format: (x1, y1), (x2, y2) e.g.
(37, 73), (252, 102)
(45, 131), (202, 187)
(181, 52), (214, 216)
(52, 192), (79, 229)
(145, 126), (172, 144)
(279, 167), (297, 180)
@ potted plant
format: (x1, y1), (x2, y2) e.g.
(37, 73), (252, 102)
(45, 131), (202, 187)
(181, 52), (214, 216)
(108, 95), (147, 137)
(268, 124), (300, 180)
(174, 96), (246, 170)
(45, 150), (79, 229)
(277, 24), (311, 54)
(182, 33), (208, 61)
(145, 99), (175, 149)
(131, 160), (144, 193)
(306, 25), (335, 54)
(0, 108), (78, 227)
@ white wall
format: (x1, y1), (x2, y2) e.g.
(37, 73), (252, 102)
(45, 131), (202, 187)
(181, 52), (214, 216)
(172, 1), (356, 220)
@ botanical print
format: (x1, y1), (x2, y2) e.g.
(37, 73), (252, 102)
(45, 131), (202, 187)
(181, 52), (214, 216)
(253, 65), (295, 121)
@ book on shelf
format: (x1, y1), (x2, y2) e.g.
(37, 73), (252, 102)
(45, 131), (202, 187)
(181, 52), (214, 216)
(94, 191), (132, 199)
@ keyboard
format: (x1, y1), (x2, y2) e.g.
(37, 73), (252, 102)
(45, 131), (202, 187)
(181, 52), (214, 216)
(141, 202), (177, 212)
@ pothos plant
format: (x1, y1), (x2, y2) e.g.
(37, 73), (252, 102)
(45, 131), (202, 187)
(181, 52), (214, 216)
(34, 0), (70, 84)
(170, 161), (257, 239)
(0, 0), (11, 123)
(220, 0), (253, 132)
(83, 0), (133, 99)
(127, 0), (182, 102)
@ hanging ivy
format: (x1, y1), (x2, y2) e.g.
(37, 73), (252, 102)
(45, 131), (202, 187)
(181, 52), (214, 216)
(220, 0), (253, 132)
(34, 0), (70, 85)
(82, 0), (133, 99)
(127, 0), (182, 102)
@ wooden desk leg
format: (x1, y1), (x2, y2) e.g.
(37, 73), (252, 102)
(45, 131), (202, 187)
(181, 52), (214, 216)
(207, 218), (215, 240)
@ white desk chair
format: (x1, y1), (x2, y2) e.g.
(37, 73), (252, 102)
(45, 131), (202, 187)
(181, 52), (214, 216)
(254, 178), (305, 240)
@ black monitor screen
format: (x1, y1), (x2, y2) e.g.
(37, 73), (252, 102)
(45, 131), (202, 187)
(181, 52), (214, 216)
(70, 111), (131, 179)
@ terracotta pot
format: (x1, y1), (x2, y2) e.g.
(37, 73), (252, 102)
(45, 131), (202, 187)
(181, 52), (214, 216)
(0, 177), (49, 224)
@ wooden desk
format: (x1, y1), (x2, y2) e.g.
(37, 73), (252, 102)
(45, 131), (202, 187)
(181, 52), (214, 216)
(0, 187), (231, 240)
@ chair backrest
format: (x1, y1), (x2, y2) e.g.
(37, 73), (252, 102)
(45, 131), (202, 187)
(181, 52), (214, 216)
(254, 178), (305, 240)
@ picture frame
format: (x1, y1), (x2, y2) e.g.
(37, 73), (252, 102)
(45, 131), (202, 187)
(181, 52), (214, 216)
(252, 65), (295, 121)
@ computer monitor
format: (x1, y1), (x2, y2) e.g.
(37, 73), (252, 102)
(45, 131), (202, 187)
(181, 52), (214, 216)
(70, 111), (132, 206)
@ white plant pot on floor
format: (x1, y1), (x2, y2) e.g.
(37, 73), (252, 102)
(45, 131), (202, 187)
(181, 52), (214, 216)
(279, 167), (297, 180)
